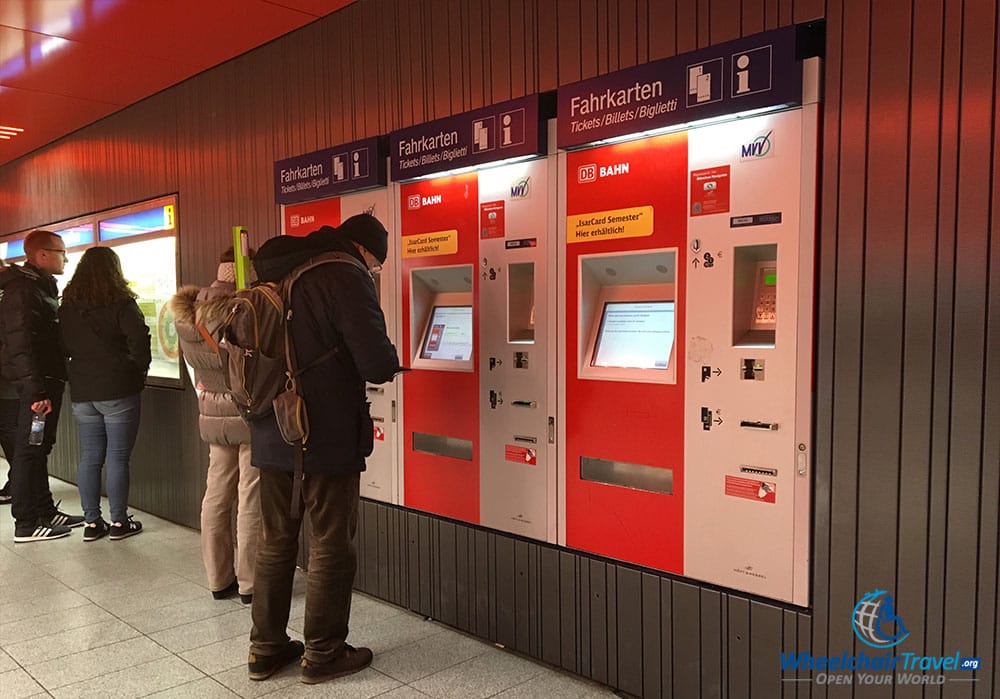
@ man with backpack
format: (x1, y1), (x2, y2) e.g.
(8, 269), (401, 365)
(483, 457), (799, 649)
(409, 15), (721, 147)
(242, 214), (401, 685)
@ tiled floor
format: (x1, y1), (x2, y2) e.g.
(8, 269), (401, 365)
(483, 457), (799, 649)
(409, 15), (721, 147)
(0, 479), (615, 698)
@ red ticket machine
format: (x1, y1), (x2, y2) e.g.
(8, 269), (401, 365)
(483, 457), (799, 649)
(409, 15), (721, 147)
(561, 133), (688, 573)
(399, 174), (481, 523)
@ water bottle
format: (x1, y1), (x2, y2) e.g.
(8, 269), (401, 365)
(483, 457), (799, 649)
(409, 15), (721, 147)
(28, 412), (45, 446)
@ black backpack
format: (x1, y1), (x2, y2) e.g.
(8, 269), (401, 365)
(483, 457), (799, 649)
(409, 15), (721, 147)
(218, 251), (368, 515)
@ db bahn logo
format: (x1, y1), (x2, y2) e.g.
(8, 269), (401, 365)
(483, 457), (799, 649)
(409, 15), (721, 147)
(577, 164), (597, 183)
(407, 194), (422, 210)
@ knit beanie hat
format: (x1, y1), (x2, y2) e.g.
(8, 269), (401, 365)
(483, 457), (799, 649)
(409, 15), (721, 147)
(337, 214), (389, 264)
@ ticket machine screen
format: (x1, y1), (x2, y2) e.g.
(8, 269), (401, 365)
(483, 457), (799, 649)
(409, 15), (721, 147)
(592, 301), (675, 370)
(420, 305), (473, 361)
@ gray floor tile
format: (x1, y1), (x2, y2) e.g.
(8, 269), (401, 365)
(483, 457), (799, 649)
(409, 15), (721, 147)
(372, 628), (490, 683)
(25, 635), (169, 690)
(147, 676), (241, 698)
(121, 594), (243, 634)
(0, 647), (17, 672)
(0, 667), (46, 698)
(410, 647), (547, 699)
(49, 655), (204, 699)
(3, 618), (140, 665)
(179, 633), (253, 676)
(213, 662), (304, 698)
(0, 574), (70, 607)
(350, 594), (409, 627)
(148, 677), (240, 699)
(326, 612), (441, 656)
(0, 604), (116, 646)
(76, 571), (190, 605)
(0, 589), (92, 626)
(372, 688), (433, 699)
(88, 580), (208, 617)
(493, 669), (617, 697)
(252, 667), (399, 698)
(150, 608), (252, 653)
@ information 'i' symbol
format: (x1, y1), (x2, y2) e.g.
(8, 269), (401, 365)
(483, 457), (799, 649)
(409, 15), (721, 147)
(502, 114), (512, 146)
(352, 151), (361, 178)
(735, 54), (751, 94)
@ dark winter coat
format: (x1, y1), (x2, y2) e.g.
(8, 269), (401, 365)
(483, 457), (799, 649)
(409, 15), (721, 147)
(171, 278), (250, 446)
(0, 263), (67, 401)
(250, 236), (400, 475)
(59, 297), (151, 402)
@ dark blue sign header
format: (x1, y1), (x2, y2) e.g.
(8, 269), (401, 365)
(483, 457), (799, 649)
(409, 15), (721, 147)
(274, 136), (386, 205)
(557, 26), (804, 148)
(390, 94), (545, 181)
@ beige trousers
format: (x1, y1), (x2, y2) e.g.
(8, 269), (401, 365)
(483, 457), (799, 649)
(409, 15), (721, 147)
(201, 442), (260, 595)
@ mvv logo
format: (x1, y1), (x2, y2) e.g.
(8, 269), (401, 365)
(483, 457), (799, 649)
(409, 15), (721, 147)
(510, 177), (530, 199)
(740, 129), (773, 160)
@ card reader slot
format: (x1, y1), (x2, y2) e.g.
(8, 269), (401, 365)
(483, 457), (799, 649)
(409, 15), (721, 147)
(511, 400), (537, 408)
(740, 420), (779, 431)
(513, 435), (537, 444)
(366, 386), (384, 395)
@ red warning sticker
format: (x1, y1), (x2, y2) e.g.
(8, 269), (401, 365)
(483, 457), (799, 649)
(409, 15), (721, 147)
(373, 425), (385, 441)
(480, 200), (505, 239)
(725, 475), (776, 503)
(504, 444), (537, 465)
(690, 165), (731, 216)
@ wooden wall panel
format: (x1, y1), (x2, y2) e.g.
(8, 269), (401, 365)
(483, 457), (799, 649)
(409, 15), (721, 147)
(2, 1), (999, 697)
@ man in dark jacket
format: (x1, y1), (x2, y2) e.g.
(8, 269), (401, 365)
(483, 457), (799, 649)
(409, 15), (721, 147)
(0, 230), (84, 541)
(247, 215), (401, 685)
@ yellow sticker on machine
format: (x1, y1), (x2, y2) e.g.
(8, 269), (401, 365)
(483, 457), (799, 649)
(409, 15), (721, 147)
(403, 230), (458, 258)
(567, 205), (653, 243)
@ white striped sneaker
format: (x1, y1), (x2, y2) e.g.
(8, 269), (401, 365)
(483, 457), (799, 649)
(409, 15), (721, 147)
(14, 521), (72, 542)
(48, 509), (84, 528)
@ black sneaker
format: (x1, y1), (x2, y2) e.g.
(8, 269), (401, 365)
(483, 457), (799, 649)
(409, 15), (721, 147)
(14, 521), (72, 543)
(48, 501), (84, 528)
(83, 519), (109, 542)
(109, 516), (142, 540)
(248, 640), (305, 681)
(300, 645), (373, 684)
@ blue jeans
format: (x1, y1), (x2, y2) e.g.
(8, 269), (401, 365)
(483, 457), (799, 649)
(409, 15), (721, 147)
(72, 394), (141, 524)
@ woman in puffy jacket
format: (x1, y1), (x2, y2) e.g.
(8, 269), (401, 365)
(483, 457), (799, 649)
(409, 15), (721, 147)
(170, 248), (258, 604)
(59, 247), (151, 541)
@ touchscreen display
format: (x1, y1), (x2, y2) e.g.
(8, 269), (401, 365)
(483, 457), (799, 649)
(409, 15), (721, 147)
(420, 306), (473, 361)
(592, 301), (674, 370)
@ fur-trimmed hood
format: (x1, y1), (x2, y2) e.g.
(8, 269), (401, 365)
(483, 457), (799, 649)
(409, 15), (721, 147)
(170, 282), (235, 328)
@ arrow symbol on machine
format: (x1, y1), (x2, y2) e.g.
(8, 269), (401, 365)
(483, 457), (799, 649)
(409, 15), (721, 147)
(714, 417), (723, 426)
(692, 258), (700, 268)
(713, 368), (722, 377)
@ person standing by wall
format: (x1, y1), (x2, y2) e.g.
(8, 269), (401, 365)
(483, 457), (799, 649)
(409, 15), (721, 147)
(0, 258), (17, 506)
(246, 215), (400, 685)
(59, 246), (151, 541)
(171, 248), (259, 604)
(0, 230), (84, 542)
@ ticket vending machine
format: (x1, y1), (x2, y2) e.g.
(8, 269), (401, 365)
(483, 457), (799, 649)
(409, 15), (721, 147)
(392, 95), (552, 532)
(276, 138), (401, 504)
(477, 150), (557, 542)
(398, 173), (481, 522)
(683, 104), (818, 606)
(556, 25), (819, 603)
(560, 134), (689, 573)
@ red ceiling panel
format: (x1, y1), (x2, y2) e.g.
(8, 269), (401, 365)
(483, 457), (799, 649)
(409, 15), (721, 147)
(0, 0), (356, 167)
